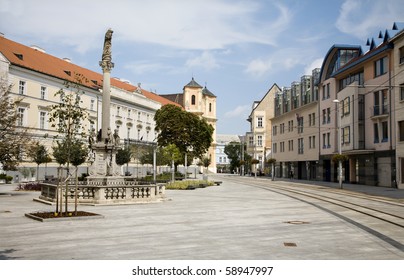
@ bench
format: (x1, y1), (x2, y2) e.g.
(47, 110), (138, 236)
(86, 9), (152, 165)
(214, 181), (222, 186)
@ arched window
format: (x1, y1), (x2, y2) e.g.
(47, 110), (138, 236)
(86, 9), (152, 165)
(191, 95), (196, 105)
(209, 103), (212, 112)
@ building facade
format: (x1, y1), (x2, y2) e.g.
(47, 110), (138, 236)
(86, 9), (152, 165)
(271, 70), (320, 179)
(0, 35), (178, 180)
(215, 134), (241, 173)
(267, 22), (404, 188)
(161, 78), (218, 173)
(246, 84), (281, 175)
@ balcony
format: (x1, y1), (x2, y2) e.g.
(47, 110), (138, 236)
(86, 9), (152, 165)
(371, 105), (389, 119)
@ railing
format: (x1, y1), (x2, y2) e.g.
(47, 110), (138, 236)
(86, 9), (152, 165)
(40, 182), (165, 204)
(373, 105), (389, 117)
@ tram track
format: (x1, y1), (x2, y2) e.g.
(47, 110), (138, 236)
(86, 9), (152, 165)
(223, 176), (404, 252)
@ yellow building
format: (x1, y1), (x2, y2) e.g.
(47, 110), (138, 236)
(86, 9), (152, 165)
(161, 78), (218, 173)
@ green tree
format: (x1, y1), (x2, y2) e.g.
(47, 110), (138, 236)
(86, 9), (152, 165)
(70, 139), (88, 215)
(28, 142), (50, 181)
(224, 141), (242, 173)
(161, 144), (181, 182)
(48, 73), (92, 215)
(0, 78), (33, 170)
(154, 104), (214, 161)
(116, 146), (132, 166)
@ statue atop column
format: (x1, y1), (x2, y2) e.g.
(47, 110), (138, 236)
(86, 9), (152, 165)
(99, 28), (114, 71)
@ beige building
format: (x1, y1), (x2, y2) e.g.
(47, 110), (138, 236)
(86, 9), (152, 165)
(271, 70), (320, 179)
(161, 78), (218, 173)
(0, 35), (178, 179)
(246, 84), (281, 175)
(391, 23), (404, 188)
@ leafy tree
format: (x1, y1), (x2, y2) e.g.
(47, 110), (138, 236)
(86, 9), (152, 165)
(161, 144), (181, 182)
(0, 78), (33, 170)
(224, 141), (242, 173)
(154, 104), (214, 161)
(116, 146), (132, 166)
(48, 73), (92, 215)
(28, 142), (50, 181)
(70, 139), (88, 215)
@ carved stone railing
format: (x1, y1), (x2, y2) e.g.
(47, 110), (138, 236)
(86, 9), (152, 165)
(39, 181), (165, 205)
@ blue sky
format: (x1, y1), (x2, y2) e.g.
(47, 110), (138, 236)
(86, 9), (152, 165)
(1, 0), (404, 135)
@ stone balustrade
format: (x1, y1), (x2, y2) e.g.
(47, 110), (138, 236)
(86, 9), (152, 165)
(39, 181), (165, 205)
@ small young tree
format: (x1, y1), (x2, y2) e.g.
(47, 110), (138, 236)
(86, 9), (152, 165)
(53, 139), (68, 215)
(0, 78), (33, 170)
(70, 139), (88, 215)
(48, 73), (92, 216)
(161, 144), (181, 182)
(28, 143), (50, 181)
(116, 146), (132, 175)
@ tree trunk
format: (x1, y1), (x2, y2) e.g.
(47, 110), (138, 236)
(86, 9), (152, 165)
(65, 164), (69, 215)
(74, 167), (78, 215)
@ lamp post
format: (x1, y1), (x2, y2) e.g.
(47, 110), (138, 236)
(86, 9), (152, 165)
(333, 99), (343, 189)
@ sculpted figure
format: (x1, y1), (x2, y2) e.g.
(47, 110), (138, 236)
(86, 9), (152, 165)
(100, 29), (114, 70)
(113, 129), (120, 146)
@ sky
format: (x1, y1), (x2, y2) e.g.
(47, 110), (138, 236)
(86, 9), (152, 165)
(1, 0), (404, 135)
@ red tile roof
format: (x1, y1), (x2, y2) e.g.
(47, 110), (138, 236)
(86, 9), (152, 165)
(0, 36), (179, 107)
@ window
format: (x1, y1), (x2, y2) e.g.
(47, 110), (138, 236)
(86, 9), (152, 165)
(382, 121), (388, 142)
(191, 95), (196, 105)
(39, 111), (47, 129)
(17, 108), (25, 126)
(288, 140), (293, 151)
(273, 143), (277, 153)
(209, 103), (212, 112)
(40, 86), (47, 99)
(322, 109), (326, 124)
(117, 106), (121, 116)
(311, 113), (315, 126)
(273, 125), (277, 136)
(257, 135), (262, 146)
(298, 117), (303, 133)
(257, 117), (263, 128)
(280, 142), (285, 152)
(400, 83), (404, 101)
(90, 99), (95, 111)
(326, 84), (330, 99)
(374, 123), (379, 143)
(298, 138), (304, 154)
(323, 133), (330, 148)
(280, 123), (285, 134)
(327, 108), (331, 123)
(400, 46), (404, 64)
(249, 136), (253, 146)
(19, 81), (26, 95)
(127, 127), (131, 139)
(343, 126), (350, 144)
(343, 97), (350, 116)
(309, 136), (316, 149)
(375, 56), (388, 77)
(399, 121), (404, 142)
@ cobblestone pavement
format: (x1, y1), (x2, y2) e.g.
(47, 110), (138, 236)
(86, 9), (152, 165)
(1, 176), (403, 260)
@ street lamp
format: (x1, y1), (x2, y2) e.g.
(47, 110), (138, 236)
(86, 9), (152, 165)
(333, 99), (343, 189)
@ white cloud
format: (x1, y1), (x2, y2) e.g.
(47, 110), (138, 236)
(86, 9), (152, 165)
(185, 51), (219, 71)
(124, 61), (168, 75)
(0, 0), (292, 53)
(224, 105), (250, 118)
(336, 0), (404, 38)
(245, 59), (272, 77)
(304, 58), (323, 75)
